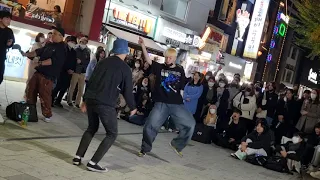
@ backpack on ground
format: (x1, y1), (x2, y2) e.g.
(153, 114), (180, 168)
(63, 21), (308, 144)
(6, 102), (38, 122)
(264, 156), (292, 174)
(245, 154), (268, 166)
(192, 123), (216, 144)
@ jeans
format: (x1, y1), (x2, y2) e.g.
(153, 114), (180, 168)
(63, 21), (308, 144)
(142, 102), (195, 152)
(76, 101), (117, 163)
(266, 116), (273, 127)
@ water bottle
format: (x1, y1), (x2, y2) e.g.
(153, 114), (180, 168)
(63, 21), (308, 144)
(21, 107), (30, 127)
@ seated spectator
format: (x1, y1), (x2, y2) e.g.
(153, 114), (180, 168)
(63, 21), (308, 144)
(231, 119), (271, 160)
(301, 123), (320, 171)
(213, 109), (246, 150)
(296, 89), (320, 135)
(133, 77), (150, 103)
(127, 92), (152, 126)
(275, 133), (305, 162)
(203, 105), (218, 128)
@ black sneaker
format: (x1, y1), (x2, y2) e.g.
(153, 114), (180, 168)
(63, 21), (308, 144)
(87, 163), (108, 173)
(72, 157), (81, 166)
(75, 105), (80, 108)
(54, 102), (63, 108)
(68, 103), (74, 107)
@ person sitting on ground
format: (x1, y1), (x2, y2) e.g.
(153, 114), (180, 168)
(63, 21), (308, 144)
(203, 105), (218, 128)
(231, 119), (272, 160)
(275, 132), (305, 162)
(301, 123), (320, 172)
(213, 109), (246, 150)
(127, 92), (153, 126)
(133, 77), (150, 104)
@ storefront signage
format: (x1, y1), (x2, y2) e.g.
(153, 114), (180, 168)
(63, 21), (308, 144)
(5, 49), (27, 79)
(105, 2), (156, 37)
(280, 13), (289, 24)
(308, 68), (318, 84)
(185, 34), (194, 45)
(165, 38), (181, 47)
(162, 27), (187, 43)
(243, 0), (270, 59)
(26, 12), (55, 23)
(192, 35), (201, 47)
(236, 9), (250, 41)
(199, 26), (224, 49)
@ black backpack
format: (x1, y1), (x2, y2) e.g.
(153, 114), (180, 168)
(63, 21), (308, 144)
(264, 156), (292, 174)
(6, 102), (38, 122)
(245, 154), (268, 166)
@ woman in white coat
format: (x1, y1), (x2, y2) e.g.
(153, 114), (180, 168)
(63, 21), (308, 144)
(233, 85), (257, 133)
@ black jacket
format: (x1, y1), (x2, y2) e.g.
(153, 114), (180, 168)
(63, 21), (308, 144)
(212, 87), (230, 116)
(84, 56), (136, 110)
(275, 141), (306, 161)
(61, 47), (77, 75)
(226, 119), (247, 143)
(276, 98), (299, 125)
(307, 132), (320, 147)
(241, 130), (272, 153)
(261, 91), (278, 118)
(75, 47), (90, 73)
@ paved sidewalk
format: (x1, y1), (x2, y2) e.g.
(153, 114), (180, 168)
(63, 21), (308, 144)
(0, 81), (306, 180)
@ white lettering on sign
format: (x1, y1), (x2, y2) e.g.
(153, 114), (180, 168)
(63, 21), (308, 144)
(162, 27), (187, 43)
(280, 13), (289, 24)
(192, 35), (201, 47)
(236, 9), (250, 41)
(243, 0), (270, 59)
(308, 68), (318, 84)
(229, 62), (242, 70)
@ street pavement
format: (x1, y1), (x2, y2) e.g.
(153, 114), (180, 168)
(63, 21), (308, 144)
(0, 81), (311, 180)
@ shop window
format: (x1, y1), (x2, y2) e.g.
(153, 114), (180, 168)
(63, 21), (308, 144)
(218, 0), (237, 25)
(282, 69), (294, 84)
(156, 0), (189, 20)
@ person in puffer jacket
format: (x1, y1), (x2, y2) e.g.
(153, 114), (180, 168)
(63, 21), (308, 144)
(233, 85), (257, 133)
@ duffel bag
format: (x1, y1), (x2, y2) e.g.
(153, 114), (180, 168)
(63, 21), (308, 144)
(6, 102), (38, 122)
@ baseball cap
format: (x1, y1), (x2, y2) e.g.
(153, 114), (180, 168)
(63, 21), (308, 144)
(52, 25), (65, 37)
(111, 38), (129, 55)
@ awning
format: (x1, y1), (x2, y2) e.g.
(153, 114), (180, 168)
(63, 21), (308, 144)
(106, 25), (165, 53)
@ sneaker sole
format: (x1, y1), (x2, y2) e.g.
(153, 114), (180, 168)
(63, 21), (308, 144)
(87, 166), (108, 173)
(137, 152), (146, 157)
(73, 162), (80, 166)
(169, 142), (183, 158)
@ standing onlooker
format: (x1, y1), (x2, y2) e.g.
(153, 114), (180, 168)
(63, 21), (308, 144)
(24, 26), (67, 122)
(0, 10), (14, 84)
(200, 77), (216, 120)
(214, 78), (230, 132)
(257, 82), (278, 126)
(296, 90), (311, 125)
(133, 77), (150, 104)
(46, 32), (53, 44)
(296, 89), (320, 135)
(132, 60), (144, 85)
(142, 61), (151, 76)
(227, 77), (241, 116)
(68, 37), (90, 108)
(274, 89), (298, 144)
(51, 36), (77, 108)
(233, 85), (257, 133)
(73, 39), (136, 172)
(26, 33), (45, 84)
(85, 48), (106, 82)
(183, 72), (203, 115)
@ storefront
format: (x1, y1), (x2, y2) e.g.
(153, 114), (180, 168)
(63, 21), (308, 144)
(101, 0), (164, 57)
(298, 59), (320, 97)
(0, 0), (81, 33)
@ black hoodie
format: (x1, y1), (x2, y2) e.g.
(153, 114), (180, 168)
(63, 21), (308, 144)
(241, 122), (272, 153)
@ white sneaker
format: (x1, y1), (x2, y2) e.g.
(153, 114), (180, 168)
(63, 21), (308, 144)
(161, 126), (165, 130)
(168, 128), (173, 132)
(44, 118), (51, 123)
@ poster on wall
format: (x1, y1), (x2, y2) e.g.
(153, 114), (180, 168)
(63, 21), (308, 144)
(243, 0), (270, 59)
(4, 48), (27, 79)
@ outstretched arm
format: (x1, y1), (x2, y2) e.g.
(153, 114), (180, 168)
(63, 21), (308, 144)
(138, 37), (152, 65)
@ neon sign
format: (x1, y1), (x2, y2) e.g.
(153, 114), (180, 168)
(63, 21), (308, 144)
(279, 23), (286, 37)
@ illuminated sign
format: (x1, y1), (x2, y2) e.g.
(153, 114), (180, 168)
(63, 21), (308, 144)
(25, 12), (55, 23)
(162, 27), (187, 43)
(279, 23), (286, 37)
(308, 68), (318, 84)
(243, 0), (270, 59)
(236, 9), (250, 41)
(199, 26), (224, 49)
(105, 3), (156, 37)
(280, 13), (289, 23)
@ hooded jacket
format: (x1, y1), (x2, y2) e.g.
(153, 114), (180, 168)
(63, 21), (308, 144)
(233, 92), (257, 120)
(241, 122), (272, 152)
